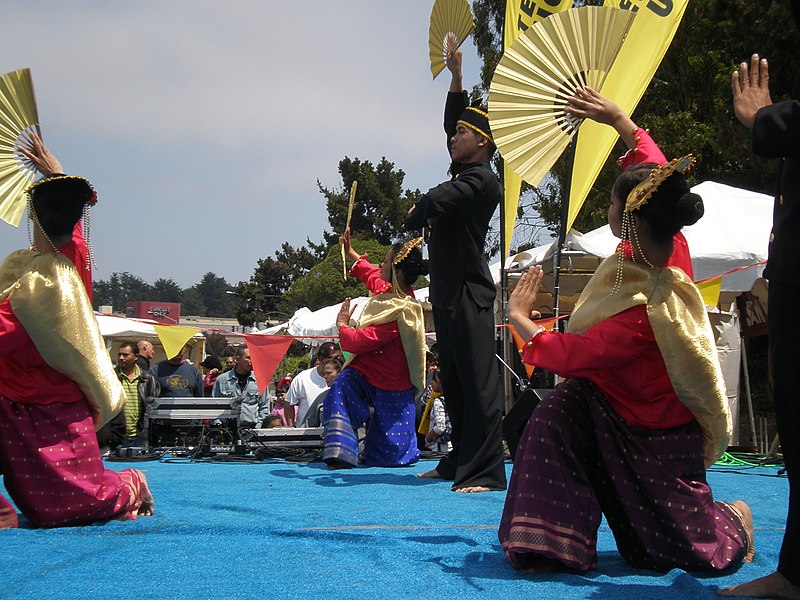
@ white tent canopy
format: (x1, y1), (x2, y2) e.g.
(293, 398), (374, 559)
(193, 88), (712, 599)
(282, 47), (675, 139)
(95, 314), (206, 340)
(96, 314), (161, 338)
(260, 289), (432, 340)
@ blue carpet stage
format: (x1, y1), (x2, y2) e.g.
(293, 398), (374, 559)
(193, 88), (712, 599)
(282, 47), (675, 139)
(0, 457), (788, 599)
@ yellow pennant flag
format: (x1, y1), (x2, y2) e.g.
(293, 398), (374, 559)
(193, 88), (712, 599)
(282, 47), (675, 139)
(502, 0), (573, 258)
(153, 325), (201, 361)
(696, 277), (722, 308)
(567, 0), (689, 231)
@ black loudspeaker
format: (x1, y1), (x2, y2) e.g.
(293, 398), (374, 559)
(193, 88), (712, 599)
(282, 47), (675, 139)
(503, 389), (552, 461)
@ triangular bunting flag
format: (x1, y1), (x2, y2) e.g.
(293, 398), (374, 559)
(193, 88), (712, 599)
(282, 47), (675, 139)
(153, 325), (200, 361)
(509, 318), (557, 377)
(697, 277), (722, 308)
(509, 325), (535, 378)
(244, 334), (295, 395)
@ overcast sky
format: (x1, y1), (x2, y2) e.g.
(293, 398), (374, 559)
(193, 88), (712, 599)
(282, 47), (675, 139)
(2, 0), (486, 288)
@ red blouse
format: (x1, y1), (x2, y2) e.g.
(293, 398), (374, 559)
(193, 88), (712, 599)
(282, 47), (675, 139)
(338, 257), (415, 391)
(0, 223), (90, 405)
(522, 305), (694, 430)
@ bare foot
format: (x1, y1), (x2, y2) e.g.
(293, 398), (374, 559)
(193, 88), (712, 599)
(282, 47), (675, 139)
(137, 472), (155, 517)
(417, 469), (443, 479)
(454, 486), (494, 493)
(0, 512), (18, 529)
(731, 499), (755, 562)
(718, 571), (800, 598)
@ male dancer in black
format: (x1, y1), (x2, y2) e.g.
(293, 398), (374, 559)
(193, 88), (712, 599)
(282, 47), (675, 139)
(723, 3), (800, 596)
(405, 48), (505, 492)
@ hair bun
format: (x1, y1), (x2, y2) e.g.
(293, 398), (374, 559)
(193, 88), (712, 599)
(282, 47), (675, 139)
(675, 192), (704, 227)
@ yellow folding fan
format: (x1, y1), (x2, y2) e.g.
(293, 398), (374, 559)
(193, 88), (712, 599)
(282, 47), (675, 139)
(0, 68), (40, 227)
(429, 0), (475, 80)
(488, 6), (636, 187)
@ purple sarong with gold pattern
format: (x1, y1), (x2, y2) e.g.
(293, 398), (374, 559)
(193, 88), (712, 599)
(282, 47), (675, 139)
(499, 378), (750, 573)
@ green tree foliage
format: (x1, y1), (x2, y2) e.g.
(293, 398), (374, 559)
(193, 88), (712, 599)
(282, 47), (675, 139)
(180, 287), (206, 316)
(318, 157), (422, 246)
(470, 0), (800, 236)
(191, 272), (235, 317)
(235, 156), (422, 323)
(235, 242), (325, 327)
(204, 331), (229, 359)
(280, 237), (393, 314)
(151, 278), (183, 302)
(93, 272), (152, 312)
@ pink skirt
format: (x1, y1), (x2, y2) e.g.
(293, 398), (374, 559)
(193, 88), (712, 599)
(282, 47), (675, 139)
(0, 395), (148, 528)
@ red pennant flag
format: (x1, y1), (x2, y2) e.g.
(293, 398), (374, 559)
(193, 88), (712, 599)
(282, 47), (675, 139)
(244, 334), (295, 395)
(509, 318), (558, 378)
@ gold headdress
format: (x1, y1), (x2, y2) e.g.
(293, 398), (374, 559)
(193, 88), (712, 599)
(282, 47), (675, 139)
(392, 237), (424, 266)
(625, 155), (695, 213)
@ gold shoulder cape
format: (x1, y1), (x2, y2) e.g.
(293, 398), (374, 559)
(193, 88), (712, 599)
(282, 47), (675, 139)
(567, 256), (731, 467)
(353, 291), (427, 394)
(0, 249), (125, 430)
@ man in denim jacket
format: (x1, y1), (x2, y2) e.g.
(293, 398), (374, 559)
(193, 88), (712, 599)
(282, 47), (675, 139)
(212, 347), (270, 428)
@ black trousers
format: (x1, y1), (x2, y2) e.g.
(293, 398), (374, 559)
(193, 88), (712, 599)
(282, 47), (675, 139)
(769, 280), (800, 585)
(432, 288), (506, 490)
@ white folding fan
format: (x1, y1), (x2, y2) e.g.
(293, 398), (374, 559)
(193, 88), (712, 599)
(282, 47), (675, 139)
(488, 6), (635, 187)
(0, 68), (40, 227)
(429, 0), (475, 80)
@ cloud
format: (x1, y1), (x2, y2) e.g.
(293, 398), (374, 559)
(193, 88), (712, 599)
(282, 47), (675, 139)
(1, 0), (481, 289)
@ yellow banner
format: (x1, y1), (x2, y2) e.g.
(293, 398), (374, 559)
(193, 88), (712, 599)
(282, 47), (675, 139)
(567, 0), (689, 231)
(697, 277), (722, 308)
(502, 0), (573, 258)
(504, 0), (573, 43)
(153, 324), (201, 361)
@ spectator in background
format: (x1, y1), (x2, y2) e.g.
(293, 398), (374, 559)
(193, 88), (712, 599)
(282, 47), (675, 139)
(212, 347), (270, 429)
(151, 344), (203, 397)
(262, 414), (283, 428)
(416, 348), (440, 450)
(200, 355), (222, 397)
(303, 357), (342, 428)
(222, 349), (236, 372)
(285, 342), (342, 427)
(136, 340), (155, 371)
(97, 342), (160, 452)
(423, 371), (451, 453)
(271, 384), (290, 426)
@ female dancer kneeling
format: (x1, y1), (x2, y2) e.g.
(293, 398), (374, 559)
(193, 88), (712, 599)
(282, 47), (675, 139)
(500, 156), (754, 574)
(323, 230), (428, 469)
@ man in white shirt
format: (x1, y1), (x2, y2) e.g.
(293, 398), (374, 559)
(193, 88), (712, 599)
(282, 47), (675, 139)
(286, 342), (342, 427)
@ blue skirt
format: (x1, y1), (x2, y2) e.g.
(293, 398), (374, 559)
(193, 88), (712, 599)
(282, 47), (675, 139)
(322, 368), (419, 467)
